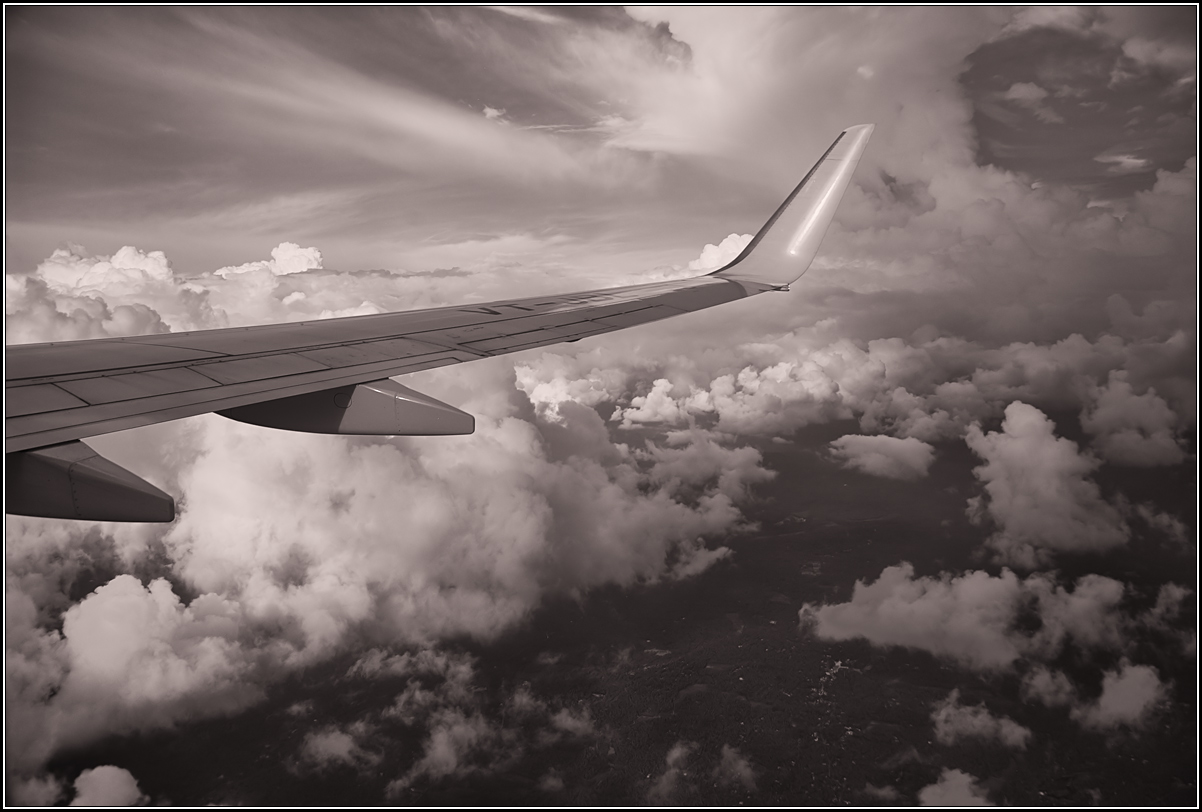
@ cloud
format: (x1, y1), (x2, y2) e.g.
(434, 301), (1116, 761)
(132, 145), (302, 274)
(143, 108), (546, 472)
(687, 233), (753, 273)
(546, 706), (597, 741)
(9, 774), (66, 806)
(214, 242), (323, 277)
(828, 434), (935, 480)
(69, 766), (148, 806)
(299, 723), (381, 771)
(382, 668), (597, 795)
(4, 8), (1193, 794)
(862, 783), (901, 801)
(5, 265), (171, 344)
(8, 574), (260, 773)
(802, 564), (1177, 735)
(1021, 666), (1078, 708)
(930, 689), (1032, 749)
(647, 740), (696, 804)
(482, 6), (564, 25)
(917, 768), (992, 806)
(1141, 583), (1192, 630)
(1071, 661), (1168, 731)
(7, 260), (778, 773)
(799, 563), (1131, 671)
(1081, 371), (1185, 466)
(386, 708), (514, 795)
(620, 378), (688, 427)
(997, 6), (1096, 38)
(531, 325), (1190, 466)
(345, 648), (597, 794)
(712, 744), (757, 791)
(1094, 152), (1153, 175)
(998, 8), (1196, 85)
(538, 770), (566, 792)
(965, 402), (1129, 568)
(800, 563), (1025, 669)
(1001, 82), (1064, 123)
(349, 647), (477, 685)
(7, 115), (1191, 777)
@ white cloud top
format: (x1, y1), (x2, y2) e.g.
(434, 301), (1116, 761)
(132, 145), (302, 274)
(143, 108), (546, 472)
(828, 434), (935, 480)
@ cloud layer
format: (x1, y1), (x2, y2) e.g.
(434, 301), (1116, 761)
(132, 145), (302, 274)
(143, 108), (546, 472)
(4, 6), (1193, 803)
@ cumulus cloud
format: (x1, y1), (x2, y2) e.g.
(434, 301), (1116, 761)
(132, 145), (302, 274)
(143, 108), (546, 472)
(862, 783), (901, 801)
(538, 770), (566, 792)
(1141, 583), (1192, 630)
(647, 740), (696, 804)
(9, 774), (66, 806)
(930, 689), (1032, 749)
(812, 573), (1174, 737)
(299, 722), (381, 771)
(214, 242), (324, 277)
(1131, 502), (1191, 544)
(1071, 661), (1168, 731)
(525, 326), (1190, 467)
(712, 744), (757, 791)
(828, 434), (935, 480)
(966, 402), (1129, 568)
(386, 708), (514, 795)
(5, 245), (219, 341)
(687, 233), (754, 273)
(917, 768), (992, 806)
(1081, 371), (1185, 466)
(1001, 82), (1064, 124)
(341, 647), (596, 795)
(799, 563), (1130, 671)
(380, 669), (597, 795)
(7, 342), (756, 772)
(5, 269), (170, 343)
(1021, 666), (1078, 708)
(8, 574), (260, 773)
(4, 7), (1193, 796)
(69, 766), (148, 806)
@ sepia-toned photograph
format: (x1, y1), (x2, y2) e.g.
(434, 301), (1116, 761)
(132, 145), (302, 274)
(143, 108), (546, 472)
(5, 6), (1196, 806)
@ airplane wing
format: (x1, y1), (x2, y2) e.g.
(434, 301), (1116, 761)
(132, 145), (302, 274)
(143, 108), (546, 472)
(5, 124), (874, 521)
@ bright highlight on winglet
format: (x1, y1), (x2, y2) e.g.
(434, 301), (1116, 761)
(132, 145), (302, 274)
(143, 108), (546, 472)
(4, 125), (873, 521)
(715, 124), (875, 289)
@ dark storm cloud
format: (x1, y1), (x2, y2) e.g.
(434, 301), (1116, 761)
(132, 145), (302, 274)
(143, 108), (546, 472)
(966, 7), (1196, 196)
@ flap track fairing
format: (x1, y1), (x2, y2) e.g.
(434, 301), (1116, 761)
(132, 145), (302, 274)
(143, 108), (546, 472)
(6, 440), (175, 522)
(217, 379), (475, 436)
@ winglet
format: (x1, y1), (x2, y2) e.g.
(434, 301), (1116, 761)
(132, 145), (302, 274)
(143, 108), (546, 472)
(714, 124), (873, 289)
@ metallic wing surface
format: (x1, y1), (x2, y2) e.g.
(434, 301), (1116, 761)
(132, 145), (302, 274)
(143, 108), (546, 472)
(5, 124), (874, 521)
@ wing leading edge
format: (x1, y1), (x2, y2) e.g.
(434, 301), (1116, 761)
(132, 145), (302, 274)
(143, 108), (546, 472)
(5, 124), (873, 521)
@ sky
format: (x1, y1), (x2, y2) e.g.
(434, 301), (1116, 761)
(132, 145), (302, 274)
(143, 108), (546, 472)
(4, 6), (1197, 806)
